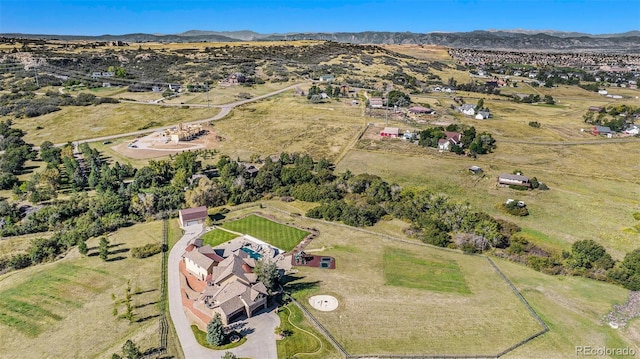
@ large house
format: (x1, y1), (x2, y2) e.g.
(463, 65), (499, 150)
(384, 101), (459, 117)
(183, 240), (270, 325)
(178, 206), (208, 228)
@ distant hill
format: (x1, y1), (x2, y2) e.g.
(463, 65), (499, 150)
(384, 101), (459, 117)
(3, 29), (639, 52)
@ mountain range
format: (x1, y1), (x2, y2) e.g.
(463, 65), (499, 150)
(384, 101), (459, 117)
(3, 29), (640, 52)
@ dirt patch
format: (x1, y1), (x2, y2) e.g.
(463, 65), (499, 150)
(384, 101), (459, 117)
(308, 295), (339, 312)
(110, 125), (219, 159)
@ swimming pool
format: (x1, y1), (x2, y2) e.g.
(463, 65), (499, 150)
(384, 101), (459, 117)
(241, 247), (262, 260)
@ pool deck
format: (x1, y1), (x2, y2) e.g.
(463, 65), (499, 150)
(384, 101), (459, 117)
(291, 254), (336, 269)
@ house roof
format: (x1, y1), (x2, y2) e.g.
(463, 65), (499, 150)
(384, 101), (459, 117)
(499, 173), (530, 182)
(409, 106), (433, 114)
(183, 248), (216, 271)
(444, 131), (461, 143)
(180, 206), (208, 222)
(211, 254), (257, 286)
(369, 98), (383, 107)
(594, 125), (613, 133)
(381, 127), (400, 135)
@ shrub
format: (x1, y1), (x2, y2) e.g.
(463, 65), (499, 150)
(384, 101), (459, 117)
(130, 243), (163, 258)
(508, 184), (529, 191)
(500, 201), (529, 216)
(528, 121), (541, 128)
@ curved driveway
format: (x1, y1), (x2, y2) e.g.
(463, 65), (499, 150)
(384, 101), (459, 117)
(59, 82), (309, 147)
(168, 224), (279, 359)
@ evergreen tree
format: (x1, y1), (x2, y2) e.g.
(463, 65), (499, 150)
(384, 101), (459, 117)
(206, 313), (225, 346)
(99, 236), (109, 261)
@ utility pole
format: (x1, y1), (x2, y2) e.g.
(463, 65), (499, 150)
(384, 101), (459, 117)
(205, 82), (209, 109)
(385, 94), (389, 126)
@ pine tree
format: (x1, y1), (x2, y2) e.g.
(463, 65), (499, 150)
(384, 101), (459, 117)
(206, 313), (225, 346)
(99, 236), (109, 261)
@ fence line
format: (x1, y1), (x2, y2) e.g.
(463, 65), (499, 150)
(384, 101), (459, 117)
(158, 218), (169, 354)
(289, 297), (350, 357)
(258, 204), (551, 358)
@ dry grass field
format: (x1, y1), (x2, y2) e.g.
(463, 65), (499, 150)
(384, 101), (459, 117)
(0, 220), (183, 359)
(7, 103), (220, 144)
(161, 82), (298, 106)
(210, 93), (367, 161)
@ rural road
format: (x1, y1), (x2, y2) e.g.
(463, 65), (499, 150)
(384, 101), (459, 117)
(168, 224), (279, 359)
(56, 82), (309, 147)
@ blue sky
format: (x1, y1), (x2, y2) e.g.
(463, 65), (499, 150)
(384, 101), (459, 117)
(1, 0), (638, 35)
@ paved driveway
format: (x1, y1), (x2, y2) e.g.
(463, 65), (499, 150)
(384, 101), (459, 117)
(168, 223), (280, 359)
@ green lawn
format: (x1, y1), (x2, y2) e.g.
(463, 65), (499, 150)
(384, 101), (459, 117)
(383, 247), (471, 294)
(221, 215), (309, 251)
(276, 303), (341, 359)
(189, 325), (246, 350)
(200, 229), (239, 247)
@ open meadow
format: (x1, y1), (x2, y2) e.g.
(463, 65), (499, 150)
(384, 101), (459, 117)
(0, 220), (183, 359)
(7, 103), (220, 144)
(210, 93), (367, 161)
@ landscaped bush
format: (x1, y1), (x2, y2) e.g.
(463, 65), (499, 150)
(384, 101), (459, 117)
(130, 243), (163, 259)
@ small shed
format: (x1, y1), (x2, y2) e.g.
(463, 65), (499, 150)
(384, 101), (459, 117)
(380, 127), (400, 138)
(179, 206), (208, 228)
(498, 174), (531, 187)
(469, 166), (483, 174)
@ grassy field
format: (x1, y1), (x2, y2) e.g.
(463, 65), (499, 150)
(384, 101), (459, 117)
(383, 247), (471, 294)
(8, 103), (220, 144)
(336, 147), (640, 259)
(209, 93), (366, 162)
(493, 258), (639, 358)
(223, 205), (639, 357)
(221, 214), (309, 251)
(232, 210), (544, 355)
(276, 303), (341, 359)
(0, 221), (167, 359)
(200, 228), (239, 247)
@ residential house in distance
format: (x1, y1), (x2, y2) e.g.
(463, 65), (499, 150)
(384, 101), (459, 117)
(438, 131), (462, 151)
(178, 206), (208, 228)
(369, 97), (384, 109)
(409, 106), (436, 115)
(475, 110), (491, 120)
(498, 173), (531, 188)
(319, 75), (335, 82)
(380, 127), (400, 138)
(592, 125), (614, 136)
(588, 106), (603, 112)
(168, 84), (182, 92)
(624, 124), (640, 135)
(458, 104), (475, 116)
